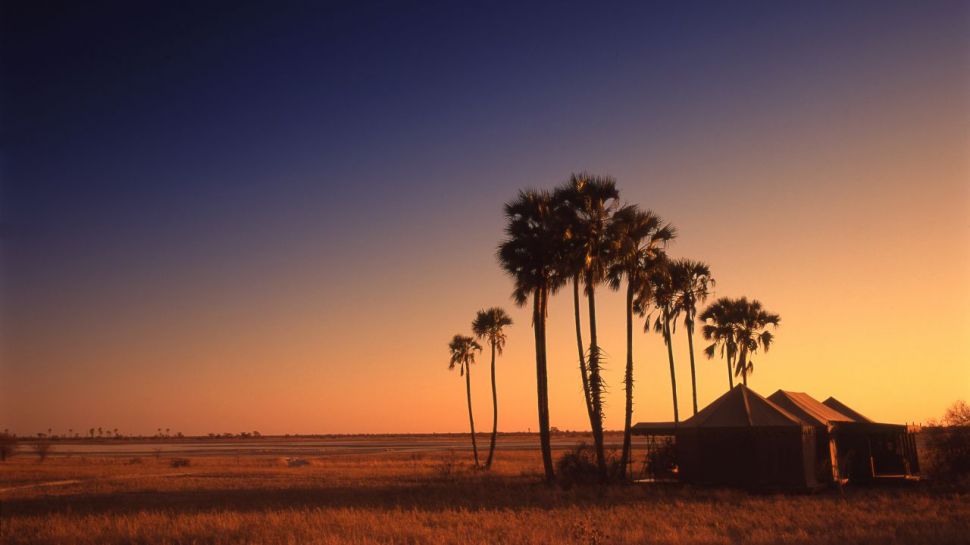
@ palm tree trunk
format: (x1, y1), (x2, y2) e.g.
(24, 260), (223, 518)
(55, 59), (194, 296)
(685, 313), (698, 415)
(664, 312), (679, 423)
(465, 359), (479, 467)
(486, 340), (498, 469)
(737, 347), (748, 387)
(586, 284), (609, 482)
(572, 275), (596, 430)
(727, 352), (734, 390)
(620, 282), (635, 479)
(534, 288), (555, 482)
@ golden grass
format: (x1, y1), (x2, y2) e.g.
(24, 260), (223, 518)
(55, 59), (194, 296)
(1, 449), (967, 544)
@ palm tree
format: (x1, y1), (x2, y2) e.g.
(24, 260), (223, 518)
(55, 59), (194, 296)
(607, 205), (675, 477)
(647, 260), (681, 423)
(553, 173), (620, 481)
(699, 297), (739, 390)
(448, 334), (483, 466)
(472, 307), (513, 470)
(498, 189), (565, 482)
(669, 259), (714, 415)
(553, 196), (597, 437)
(731, 298), (781, 385)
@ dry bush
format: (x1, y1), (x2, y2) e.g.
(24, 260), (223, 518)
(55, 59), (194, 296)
(555, 443), (623, 487)
(924, 400), (970, 487)
(170, 458), (191, 468)
(31, 441), (52, 463)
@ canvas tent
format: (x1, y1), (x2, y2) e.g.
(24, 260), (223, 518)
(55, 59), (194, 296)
(634, 385), (818, 488)
(768, 390), (919, 482)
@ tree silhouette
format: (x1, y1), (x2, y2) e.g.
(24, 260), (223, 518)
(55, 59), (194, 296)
(647, 260), (681, 423)
(700, 297), (740, 390)
(498, 189), (565, 482)
(553, 173), (620, 481)
(607, 205), (674, 477)
(448, 334), (483, 466)
(730, 297), (780, 385)
(472, 307), (513, 470)
(669, 259), (714, 415)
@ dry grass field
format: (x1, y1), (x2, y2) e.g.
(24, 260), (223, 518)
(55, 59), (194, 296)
(1, 443), (968, 545)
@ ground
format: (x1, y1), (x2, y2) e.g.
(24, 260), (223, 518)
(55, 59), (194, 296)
(1, 436), (967, 544)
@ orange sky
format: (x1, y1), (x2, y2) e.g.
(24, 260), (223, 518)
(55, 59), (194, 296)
(2, 1), (968, 436)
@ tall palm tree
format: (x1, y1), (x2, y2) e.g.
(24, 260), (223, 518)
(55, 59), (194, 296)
(699, 297), (739, 390)
(648, 260), (681, 423)
(607, 205), (675, 477)
(448, 334), (483, 466)
(497, 189), (565, 482)
(553, 198), (597, 436)
(731, 298), (781, 385)
(472, 307), (513, 470)
(669, 259), (714, 415)
(553, 173), (620, 481)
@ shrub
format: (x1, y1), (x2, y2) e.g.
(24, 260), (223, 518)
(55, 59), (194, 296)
(556, 443), (617, 487)
(923, 400), (970, 487)
(32, 440), (52, 462)
(0, 433), (17, 461)
(170, 458), (191, 468)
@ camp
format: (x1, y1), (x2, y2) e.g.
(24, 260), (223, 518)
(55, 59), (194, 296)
(634, 385), (919, 489)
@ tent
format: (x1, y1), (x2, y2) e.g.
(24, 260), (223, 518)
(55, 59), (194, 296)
(635, 385), (818, 488)
(768, 390), (919, 482)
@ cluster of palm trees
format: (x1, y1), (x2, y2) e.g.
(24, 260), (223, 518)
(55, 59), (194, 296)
(448, 307), (513, 469)
(491, 173), (781, 483)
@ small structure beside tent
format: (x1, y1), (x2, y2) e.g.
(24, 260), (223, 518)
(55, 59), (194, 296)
(634, 385), (919, 488)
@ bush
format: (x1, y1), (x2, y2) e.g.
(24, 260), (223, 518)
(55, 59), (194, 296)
(643, 437), (677, 480)
(923, 400), (970, 487)
(170, 458), (191, 468)
(0, 433), (17, 461)
(555, 443), (621, 487)
(32, 441), (52, 462)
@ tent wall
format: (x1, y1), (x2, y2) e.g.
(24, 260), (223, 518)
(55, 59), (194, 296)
(675, 427), (816, 488)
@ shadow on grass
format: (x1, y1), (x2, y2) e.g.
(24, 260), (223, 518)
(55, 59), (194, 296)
(1, 477), (728, 517)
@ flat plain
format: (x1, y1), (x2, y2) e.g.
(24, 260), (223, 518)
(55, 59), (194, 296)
(1, 435), (967, 545)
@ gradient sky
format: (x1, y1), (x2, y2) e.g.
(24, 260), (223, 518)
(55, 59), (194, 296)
(2, 1), (968, 436)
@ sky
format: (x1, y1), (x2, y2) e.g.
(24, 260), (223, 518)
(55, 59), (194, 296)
(1, 0), (968, 436)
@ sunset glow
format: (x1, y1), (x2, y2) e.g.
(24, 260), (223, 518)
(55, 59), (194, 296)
(2, 1), (968, 438)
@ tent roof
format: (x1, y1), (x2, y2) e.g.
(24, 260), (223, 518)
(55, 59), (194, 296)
(631, 421), (678, 435)
(767, 390), (856, 427)
(681, 385), (805, 428)
(822, 397), (873, 423)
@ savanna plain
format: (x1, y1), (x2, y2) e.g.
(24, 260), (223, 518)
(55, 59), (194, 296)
(1, 435), (967, 545)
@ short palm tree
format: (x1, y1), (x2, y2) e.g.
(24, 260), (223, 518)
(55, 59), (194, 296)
(607, 205), (674, 477)
(647, 260), (681, 423)
(553, 173), (620, 481)
(497, 189), (564, 482)
(669, 259), (714, 415)
(731, 298), (780, 385)
(699, 297), (739, 390)
(448, 334), (483, 466)
(472, 307), (513, 470)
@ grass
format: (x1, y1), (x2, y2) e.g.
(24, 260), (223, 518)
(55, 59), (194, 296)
(1, 447), (967, 544)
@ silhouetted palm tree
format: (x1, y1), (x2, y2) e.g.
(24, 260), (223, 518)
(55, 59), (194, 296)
(648, 260), (681, 423)
(498, 189), (565, 482)
(669, 259), (714, 415)
(700, 297), (739, 390)
(731, 298), (780, 385)
(472, 307), (513, 470)
(448, 334), (483, 466)
(553, 173), (619, 481)
(607, 205), (675, 476)
(553, 195), (596, 434)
